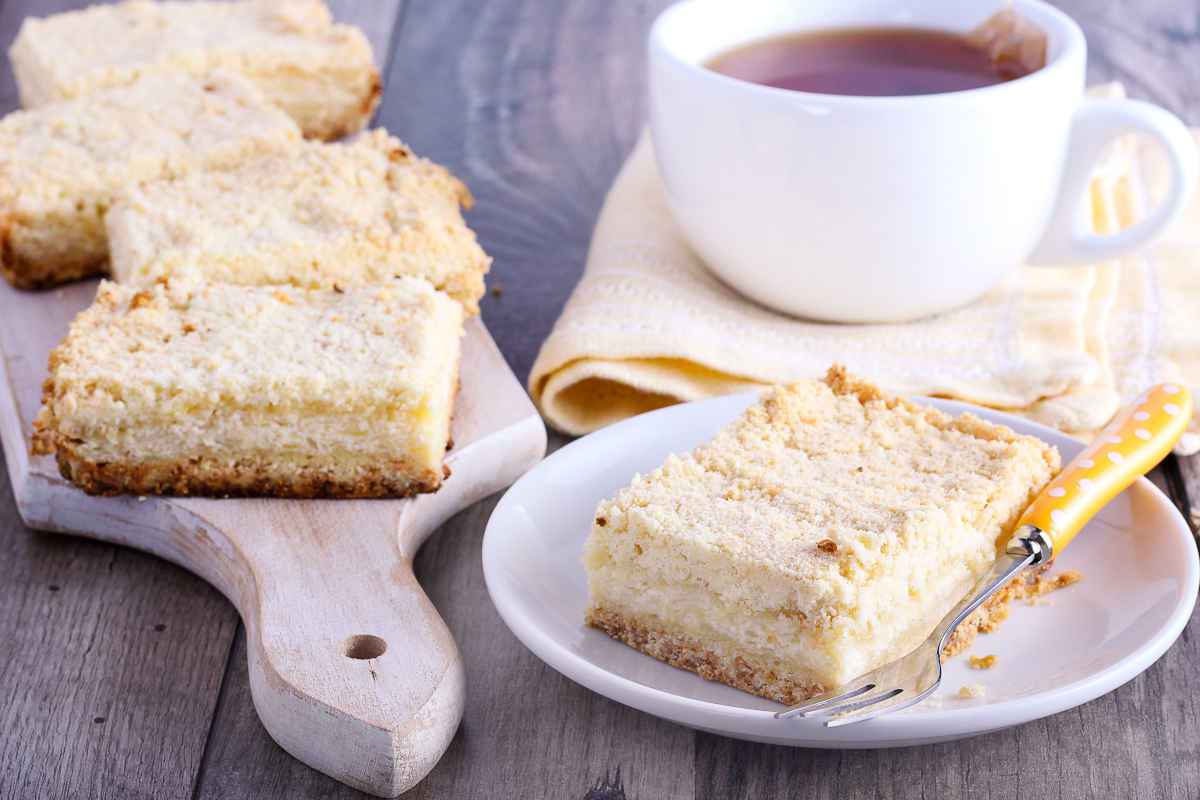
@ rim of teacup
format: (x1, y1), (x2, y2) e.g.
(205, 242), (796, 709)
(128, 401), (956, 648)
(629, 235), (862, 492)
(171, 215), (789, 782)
(648, 0), (1087, 106)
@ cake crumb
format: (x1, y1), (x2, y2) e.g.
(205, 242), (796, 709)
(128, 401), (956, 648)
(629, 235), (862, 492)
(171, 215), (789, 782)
(490, 284), (504, 298)
(1052, 570), (1082, 590)
(968, 654), (997, 670)
(957, 683), (986, 699)
(816, 539), (838, 554)
(944, 566), (1083, 656)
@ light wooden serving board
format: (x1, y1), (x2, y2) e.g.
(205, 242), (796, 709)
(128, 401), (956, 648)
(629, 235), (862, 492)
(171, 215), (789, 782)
(0, 278), (547, 797)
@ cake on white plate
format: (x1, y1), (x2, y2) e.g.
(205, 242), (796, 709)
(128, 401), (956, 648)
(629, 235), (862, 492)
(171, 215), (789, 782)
(584, 366), (1059, 703)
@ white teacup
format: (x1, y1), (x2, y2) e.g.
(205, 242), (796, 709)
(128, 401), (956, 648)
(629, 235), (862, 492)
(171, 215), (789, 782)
(648, 0), (1198, 323)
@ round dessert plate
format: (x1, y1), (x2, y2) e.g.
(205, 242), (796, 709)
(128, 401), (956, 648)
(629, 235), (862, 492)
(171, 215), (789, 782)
(482, 393), (1199, 747)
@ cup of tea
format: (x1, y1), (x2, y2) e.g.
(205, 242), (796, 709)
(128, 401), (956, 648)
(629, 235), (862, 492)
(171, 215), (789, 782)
(648, 0), (1198, 323)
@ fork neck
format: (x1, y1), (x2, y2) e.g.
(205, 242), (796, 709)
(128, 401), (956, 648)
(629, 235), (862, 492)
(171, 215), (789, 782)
(1006, 524), (1055, 565)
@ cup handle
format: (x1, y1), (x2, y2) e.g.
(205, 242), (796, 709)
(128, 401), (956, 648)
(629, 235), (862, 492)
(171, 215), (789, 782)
(1028, 97), (1198, 266)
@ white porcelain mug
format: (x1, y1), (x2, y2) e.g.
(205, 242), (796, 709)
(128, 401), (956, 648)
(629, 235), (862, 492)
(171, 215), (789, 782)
(648, 0), (1199, 323)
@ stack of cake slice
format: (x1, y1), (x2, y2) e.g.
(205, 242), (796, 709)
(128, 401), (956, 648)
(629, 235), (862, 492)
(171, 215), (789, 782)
(6, 1), (490, 500)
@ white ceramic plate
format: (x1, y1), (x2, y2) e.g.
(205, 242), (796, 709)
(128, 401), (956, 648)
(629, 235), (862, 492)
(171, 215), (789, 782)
(482, 394), (1199, 747)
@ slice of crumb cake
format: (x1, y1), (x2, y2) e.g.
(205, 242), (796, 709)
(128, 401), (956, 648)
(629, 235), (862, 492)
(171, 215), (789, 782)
(583, 366), (1059, 704)
(106, 130), (490, 314)
(0, 70), (299, 289)
(9, 0), (379, 141)
(33, 277), (461, 498)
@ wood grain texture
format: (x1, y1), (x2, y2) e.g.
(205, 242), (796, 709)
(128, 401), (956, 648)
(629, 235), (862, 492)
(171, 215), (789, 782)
(0, 465), (237, 800)
(0, 0), (1198, 799)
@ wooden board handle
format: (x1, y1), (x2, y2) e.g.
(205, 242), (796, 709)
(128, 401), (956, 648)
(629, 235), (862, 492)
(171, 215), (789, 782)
(174, 499), (464, 796)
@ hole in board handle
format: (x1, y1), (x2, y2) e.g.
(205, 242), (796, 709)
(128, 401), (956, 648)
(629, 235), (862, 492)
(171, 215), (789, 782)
(344, 634), (387, 660)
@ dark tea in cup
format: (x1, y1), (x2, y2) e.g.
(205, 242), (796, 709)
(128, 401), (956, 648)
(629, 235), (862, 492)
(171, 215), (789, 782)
(707, 26), (1035, 97)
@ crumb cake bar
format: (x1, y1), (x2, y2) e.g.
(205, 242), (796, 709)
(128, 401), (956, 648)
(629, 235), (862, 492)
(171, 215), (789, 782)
(584, 367), (1059, 704)
(0, 71), (299, 289)
(9, 0), (379, 141)
(33, 278), (462, 498)
(107, 130), (491, 313)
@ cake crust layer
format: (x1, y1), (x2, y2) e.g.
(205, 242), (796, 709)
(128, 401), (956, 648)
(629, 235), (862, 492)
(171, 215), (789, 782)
(586, 606), (826, 705)
(48, 446), (447, 499)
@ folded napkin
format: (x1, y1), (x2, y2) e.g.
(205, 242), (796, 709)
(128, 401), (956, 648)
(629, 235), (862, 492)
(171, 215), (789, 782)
(530, 85), (1199, 454)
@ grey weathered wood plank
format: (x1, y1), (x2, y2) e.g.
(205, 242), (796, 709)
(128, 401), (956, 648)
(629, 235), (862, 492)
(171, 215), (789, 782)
(0, 465), (239, 800)
(1181, 458), (1200, 533)
(1059, 0), (1200, 124)
(378, 0), (673, 384)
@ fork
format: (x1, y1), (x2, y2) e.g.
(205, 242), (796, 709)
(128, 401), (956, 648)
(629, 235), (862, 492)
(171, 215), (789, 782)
(776, 382), (1193, 727)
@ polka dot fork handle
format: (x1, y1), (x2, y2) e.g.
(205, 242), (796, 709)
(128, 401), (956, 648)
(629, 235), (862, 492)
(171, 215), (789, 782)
(1017, 384), (1193, 560)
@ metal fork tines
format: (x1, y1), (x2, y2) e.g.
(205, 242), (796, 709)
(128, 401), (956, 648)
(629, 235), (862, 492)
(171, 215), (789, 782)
(775, 637), (941, 727)
(774, 530), (1048, 727)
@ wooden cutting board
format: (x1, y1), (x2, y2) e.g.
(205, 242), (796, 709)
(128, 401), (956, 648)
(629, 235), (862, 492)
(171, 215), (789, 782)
(0, 278), (546, 797)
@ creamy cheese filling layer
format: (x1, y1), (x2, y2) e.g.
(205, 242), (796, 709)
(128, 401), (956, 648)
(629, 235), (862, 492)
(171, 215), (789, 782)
(585, 509), (997, 643)
(55, 406), (451, 470)
(588, 558), (982, 687)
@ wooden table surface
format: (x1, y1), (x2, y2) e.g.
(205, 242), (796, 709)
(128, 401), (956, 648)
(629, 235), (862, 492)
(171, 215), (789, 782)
(1, 2), (1197, 798)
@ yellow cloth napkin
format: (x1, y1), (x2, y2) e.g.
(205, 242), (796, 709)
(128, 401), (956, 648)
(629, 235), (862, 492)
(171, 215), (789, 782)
(529, 87), (1199, 454)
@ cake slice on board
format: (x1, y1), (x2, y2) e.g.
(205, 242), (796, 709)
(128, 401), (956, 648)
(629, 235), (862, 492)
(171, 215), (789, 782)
(0, 70), (299, 289)
(107, 130), (491, 314)
(33, 277), (462, 498)
(584, 367), (1059, 703)
(9, 0), (379, 140)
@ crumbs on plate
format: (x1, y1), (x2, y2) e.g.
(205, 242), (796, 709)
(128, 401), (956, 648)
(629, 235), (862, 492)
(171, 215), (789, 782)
(957, 683), (987, 700)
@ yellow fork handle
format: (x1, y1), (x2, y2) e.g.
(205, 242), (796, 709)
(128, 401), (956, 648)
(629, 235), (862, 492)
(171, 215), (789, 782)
(1018, 382), (1193, 557)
